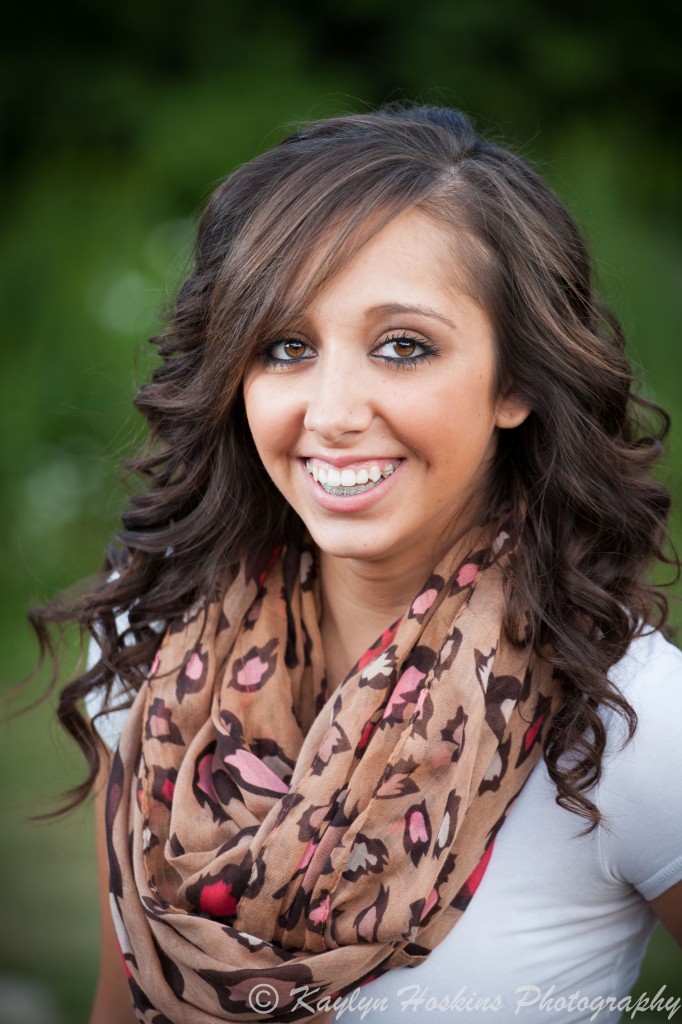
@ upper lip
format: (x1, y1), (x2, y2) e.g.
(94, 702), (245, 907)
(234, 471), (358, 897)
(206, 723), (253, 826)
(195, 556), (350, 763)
(300, 455), (404, 468)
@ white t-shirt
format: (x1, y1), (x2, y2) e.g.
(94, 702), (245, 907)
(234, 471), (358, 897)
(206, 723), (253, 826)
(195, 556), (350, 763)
(87, 629), (682, 1023)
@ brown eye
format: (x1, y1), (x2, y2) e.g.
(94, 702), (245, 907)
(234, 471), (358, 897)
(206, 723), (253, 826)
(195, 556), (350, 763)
(283, 340), (306, 358)
(393, 338), (416, 357)
(264, 338), (314, 364)
(373, 334), (431, 367)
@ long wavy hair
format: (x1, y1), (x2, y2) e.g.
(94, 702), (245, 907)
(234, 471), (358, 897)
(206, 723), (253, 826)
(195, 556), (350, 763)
(31, 105), (675, 827)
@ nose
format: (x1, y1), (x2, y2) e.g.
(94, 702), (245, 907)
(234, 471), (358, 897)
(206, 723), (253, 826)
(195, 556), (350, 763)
(303, 351), (373, 443)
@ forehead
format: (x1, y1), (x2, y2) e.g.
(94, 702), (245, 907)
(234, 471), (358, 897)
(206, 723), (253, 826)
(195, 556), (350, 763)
(301, 208), (486, 325)
(314, 208), (447, 282)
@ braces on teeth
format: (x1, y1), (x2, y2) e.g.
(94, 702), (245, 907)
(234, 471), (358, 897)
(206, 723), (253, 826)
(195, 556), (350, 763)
(305, 460), (398, 495)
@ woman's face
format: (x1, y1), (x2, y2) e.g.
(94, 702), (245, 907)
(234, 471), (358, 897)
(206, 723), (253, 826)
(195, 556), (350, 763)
(243, 209), (529, 573)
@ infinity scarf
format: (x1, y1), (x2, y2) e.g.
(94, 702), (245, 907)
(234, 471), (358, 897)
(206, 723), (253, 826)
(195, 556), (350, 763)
(106, 519), (559, 1023)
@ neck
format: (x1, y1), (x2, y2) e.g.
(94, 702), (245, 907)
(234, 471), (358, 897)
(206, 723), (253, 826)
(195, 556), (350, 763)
(317, 553), (423, 693)
(317, 532), (477, 693)
(320, 552), (430, 630)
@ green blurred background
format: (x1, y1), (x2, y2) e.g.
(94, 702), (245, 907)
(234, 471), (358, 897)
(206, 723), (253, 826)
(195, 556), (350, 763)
(1, 1), (680, 1020)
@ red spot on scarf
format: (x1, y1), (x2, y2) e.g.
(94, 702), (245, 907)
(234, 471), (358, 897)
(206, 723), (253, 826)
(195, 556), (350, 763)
(358, 719), (375, 750)
(200, 880), (237, 917)
(465, 840), (495, 897)
(161, 777), (175, 805)
(524, 713), (545, 751)
(117, 940), (132, 979)
(357, 619), (401, 672)
(258, 546), (282, 587)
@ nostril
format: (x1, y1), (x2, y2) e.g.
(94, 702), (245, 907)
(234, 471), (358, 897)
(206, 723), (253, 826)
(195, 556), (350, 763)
(303, 400), (373, 441)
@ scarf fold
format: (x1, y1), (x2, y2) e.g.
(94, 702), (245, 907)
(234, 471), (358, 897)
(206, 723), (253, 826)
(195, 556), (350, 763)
(106, 518), (560, 1022)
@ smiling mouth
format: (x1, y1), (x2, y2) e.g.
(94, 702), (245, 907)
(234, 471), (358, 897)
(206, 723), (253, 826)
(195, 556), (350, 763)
(304, 459), (402, 496)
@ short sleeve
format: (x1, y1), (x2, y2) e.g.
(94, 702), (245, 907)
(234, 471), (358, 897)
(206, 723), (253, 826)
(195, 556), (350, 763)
(597, 632), (682, 900)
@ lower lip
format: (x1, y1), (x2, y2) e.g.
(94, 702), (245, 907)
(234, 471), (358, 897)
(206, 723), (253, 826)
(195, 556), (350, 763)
(298, 460), (405, 512)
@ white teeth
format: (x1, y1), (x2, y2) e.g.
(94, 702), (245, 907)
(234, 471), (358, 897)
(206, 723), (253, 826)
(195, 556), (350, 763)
(305, 459), (401, 495)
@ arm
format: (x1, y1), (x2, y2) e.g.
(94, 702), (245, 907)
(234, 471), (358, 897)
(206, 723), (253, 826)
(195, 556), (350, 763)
(649, 879), (682, 948)
(89, 756), (138, 1024)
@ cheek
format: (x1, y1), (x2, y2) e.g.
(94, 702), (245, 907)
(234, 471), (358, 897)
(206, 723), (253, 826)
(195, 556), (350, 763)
(243, 379), (300, 464)
(403, 377), (489, 442)
(425, 383), (498, 470)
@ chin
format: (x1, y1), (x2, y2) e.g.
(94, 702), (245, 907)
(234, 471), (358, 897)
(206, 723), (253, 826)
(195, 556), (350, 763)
(306, 524), (395, 563)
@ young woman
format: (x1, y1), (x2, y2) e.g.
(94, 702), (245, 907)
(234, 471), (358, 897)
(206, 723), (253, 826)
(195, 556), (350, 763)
(34, 107), (682, 1023)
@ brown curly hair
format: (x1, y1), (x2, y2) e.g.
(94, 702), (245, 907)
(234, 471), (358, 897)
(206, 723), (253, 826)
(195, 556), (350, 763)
(31, 105), (676, 828)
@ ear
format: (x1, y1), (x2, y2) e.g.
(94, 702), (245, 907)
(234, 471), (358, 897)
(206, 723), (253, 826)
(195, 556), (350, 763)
(494, 393), (532, 430)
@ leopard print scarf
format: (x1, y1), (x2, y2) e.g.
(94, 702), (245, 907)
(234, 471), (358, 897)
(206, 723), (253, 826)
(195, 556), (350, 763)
(106, 519), (559, 1022)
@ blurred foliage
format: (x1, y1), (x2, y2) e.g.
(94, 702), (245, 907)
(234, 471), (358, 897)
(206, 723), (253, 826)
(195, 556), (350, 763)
(1, 1), (680, 1020)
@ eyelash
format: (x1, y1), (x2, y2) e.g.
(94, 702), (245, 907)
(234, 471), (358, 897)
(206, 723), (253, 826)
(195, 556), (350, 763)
(375, 332), (438, 369)
(260, 332), (438, 370)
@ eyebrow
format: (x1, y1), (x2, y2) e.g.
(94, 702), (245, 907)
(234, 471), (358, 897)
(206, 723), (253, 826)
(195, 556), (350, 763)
(368, 302), (458, 330)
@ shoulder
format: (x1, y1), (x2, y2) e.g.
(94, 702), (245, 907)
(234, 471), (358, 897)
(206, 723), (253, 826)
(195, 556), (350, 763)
(608, 627), (682, 699)
(601, 628), (682, 751)
(597, 629), (682, 899)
